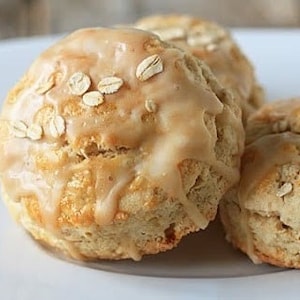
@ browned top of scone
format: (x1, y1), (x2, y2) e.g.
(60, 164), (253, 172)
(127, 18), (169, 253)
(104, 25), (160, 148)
(135, 14), (264, 118)
(0, 27), (244, 234)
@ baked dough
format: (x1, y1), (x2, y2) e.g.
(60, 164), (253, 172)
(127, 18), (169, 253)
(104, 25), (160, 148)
(0, 27), (244, 260)
(135, 14), (264, 123)
(220, 98), (300, 268)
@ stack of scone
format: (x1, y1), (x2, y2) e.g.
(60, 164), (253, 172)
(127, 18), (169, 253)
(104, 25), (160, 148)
(4, 13), (292, 265)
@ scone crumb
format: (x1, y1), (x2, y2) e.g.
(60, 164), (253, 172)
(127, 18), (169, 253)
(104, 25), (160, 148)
(136, 54), (163, 81)
(27, 123), (43, 140)
(68, 72), (91, 96)
(115, 211), (129, 221)
(82, 91), (104, 107)
(276, 182), (293, 197)
(97, 76), (124, 94)
(12, 120), (28, 138)
(49, 115), (65, 138)
(145, 99), (157, 113)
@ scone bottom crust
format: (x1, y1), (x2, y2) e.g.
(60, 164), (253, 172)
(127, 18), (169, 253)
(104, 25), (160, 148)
(0, 27), (243, 261)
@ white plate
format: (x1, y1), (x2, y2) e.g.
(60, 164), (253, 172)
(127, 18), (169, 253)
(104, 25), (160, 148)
(1, 29), (300, 300)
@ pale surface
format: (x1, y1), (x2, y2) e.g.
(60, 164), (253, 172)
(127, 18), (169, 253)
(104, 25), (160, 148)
(1, 29), (300, 299)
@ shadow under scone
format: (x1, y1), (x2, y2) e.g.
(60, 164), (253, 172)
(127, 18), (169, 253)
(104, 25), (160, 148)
(37, 216), (286, 278)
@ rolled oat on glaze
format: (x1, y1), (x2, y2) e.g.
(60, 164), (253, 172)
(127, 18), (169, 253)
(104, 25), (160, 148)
(136, 54), (163, 81)
(82, 91), (104, 107)
(11, 120), (28, 138)
(49, 115), (66, 138)
(97, 76), (124, 94)
(68, 72), (91, 96)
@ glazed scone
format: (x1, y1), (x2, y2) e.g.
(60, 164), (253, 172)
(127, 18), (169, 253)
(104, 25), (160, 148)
(220, 98), (300, 268)
(134, 14), (265, 123)
(0, 27), (244, 261)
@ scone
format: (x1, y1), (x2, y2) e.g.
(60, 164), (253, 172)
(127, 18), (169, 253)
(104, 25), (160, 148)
(134, 14), (264, 123)
(0, 27), (244, 261)
(220, 98), (300, 268)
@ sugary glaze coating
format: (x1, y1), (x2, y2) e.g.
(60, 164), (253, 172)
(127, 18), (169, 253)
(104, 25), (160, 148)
(220, 98), (300, 268)
(0, 27), (244, 260)
(134, 14), (265, 123)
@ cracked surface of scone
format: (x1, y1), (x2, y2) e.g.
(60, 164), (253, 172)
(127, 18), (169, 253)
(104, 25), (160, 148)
(220, 98), (300, 268)
(0, 27), (244, 261)
(134, 14), (265, 123)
